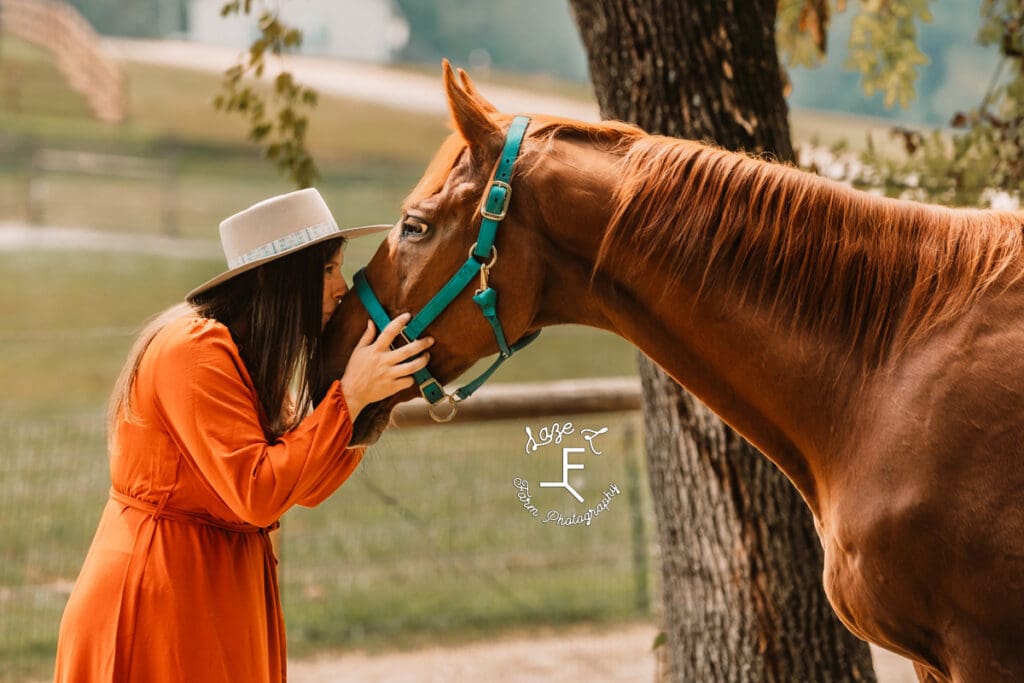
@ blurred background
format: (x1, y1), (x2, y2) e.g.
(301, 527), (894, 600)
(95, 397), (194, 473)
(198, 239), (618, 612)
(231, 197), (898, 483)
(0, 1), (984, 681)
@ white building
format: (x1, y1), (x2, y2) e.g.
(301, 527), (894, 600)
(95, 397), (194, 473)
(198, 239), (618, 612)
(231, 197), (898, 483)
(188, 0), (409, 63)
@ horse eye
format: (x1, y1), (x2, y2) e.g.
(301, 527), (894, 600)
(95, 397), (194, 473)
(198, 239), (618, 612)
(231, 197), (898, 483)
(402, 217), (430, 237)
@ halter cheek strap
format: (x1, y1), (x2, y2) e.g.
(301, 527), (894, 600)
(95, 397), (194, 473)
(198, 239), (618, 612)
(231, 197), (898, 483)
(353, 115), (540, 420)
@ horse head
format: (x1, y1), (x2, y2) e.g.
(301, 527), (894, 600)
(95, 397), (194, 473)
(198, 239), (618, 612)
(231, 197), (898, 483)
(325, 62), (574, 445)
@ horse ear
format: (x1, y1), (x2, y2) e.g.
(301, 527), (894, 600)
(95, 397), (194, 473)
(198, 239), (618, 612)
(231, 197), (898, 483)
(457, 67), (498, 113)
(443, 60), (502, 165)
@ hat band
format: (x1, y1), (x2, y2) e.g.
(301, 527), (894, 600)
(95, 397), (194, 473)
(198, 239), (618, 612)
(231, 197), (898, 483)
(227, 219), (340, 269)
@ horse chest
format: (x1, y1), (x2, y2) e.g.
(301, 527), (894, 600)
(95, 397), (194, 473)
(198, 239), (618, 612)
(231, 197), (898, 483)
(819, 453), (1024, 679)
(820, 501), (939, 643)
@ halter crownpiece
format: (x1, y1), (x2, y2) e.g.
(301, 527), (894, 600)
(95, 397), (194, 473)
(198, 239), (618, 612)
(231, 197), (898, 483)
(354, 115), (540, 421)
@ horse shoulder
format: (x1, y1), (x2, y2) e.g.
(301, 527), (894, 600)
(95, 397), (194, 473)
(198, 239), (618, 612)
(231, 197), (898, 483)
(819, 288), (1024, 677)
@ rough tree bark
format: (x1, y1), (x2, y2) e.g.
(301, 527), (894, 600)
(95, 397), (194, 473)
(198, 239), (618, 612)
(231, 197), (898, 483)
(568, 2), (877, 681)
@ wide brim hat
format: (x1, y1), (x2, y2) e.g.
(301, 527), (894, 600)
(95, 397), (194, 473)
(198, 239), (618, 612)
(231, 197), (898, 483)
(187, 188), (391, 300)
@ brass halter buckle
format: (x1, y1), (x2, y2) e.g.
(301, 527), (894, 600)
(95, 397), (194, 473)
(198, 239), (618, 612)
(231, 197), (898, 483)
(419, 377), (459, 422)
(479, 180), (512, 220)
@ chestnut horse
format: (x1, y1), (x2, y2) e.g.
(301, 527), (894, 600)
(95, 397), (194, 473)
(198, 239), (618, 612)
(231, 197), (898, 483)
(323, 63), (1024, 682)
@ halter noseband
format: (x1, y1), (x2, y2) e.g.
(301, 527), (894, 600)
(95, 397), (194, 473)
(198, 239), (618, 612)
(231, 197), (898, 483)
(353, 115), (540, 422)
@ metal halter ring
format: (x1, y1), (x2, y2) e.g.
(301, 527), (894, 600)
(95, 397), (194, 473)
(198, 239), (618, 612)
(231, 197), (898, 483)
(427, 393), (459, 422)
(470, 243), (498, 292)
(468, 242), (498, 268)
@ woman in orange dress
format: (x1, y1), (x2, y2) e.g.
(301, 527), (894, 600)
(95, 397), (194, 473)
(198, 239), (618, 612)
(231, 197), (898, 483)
(54, 189), (428, 683)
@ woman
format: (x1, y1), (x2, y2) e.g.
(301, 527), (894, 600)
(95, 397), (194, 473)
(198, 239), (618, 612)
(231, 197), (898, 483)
(54, 189), (429, 682)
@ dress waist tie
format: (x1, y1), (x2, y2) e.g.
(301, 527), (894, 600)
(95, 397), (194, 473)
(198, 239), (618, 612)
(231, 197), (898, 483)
(110, 488), (280, 535)
(108, 488), (283, 681)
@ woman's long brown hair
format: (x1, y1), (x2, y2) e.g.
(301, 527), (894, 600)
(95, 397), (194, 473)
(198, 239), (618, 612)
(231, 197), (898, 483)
(108, 237), (345, 443)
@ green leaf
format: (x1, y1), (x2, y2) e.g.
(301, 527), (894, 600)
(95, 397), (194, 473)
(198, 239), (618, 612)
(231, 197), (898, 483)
(284, 29), (303, 48)
(213, 2), (320, 189)
(277, 107), (296, 131)
(249, 123), (272, 142)
(843, 0), (934, 111)
(249, 38), (267, 63)
(275, 72), (295, 93)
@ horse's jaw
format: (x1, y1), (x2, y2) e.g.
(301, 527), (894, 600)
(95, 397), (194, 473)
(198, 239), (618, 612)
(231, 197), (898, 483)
(350, 392), (409, 445)
(350, 402), (390, 445)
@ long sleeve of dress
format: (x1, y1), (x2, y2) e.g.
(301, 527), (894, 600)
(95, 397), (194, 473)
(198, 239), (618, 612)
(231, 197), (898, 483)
(150, 318), (362, 527)
(294, 443), (366, 508)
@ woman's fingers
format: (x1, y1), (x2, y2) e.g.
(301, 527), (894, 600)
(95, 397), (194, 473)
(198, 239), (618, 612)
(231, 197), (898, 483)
(392, 375), (417, 391)
(392, 351), (431, 377)
(376, 312), (412, 348)
(356, 318), (377, 347)
(386, 336), (434, 363)
(410, 353), (431, 374)
(341, 312), (439, 406)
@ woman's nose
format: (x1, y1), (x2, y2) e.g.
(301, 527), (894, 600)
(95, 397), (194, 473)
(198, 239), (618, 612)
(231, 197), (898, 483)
(332, 277), (349, 300)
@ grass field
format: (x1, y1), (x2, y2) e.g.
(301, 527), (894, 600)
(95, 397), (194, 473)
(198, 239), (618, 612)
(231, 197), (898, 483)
(0, 35), (655, 681)
(1, 407), (652, 680)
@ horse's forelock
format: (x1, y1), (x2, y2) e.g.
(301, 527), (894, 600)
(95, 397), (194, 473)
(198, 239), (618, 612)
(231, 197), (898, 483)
(402, 133), (468, 211)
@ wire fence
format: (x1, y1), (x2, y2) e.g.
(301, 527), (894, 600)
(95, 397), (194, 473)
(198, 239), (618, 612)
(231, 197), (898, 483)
(0, 405), (657, 682)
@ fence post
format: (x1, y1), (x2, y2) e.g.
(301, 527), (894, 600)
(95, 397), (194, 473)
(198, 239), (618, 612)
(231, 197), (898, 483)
(623, 418), (650, 612)
(25, 141), (45, 225)
(159, 141), (180, 237)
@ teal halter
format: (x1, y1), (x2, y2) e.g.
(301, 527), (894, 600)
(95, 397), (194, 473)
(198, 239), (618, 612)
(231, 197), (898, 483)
(353, 115), (541, 422)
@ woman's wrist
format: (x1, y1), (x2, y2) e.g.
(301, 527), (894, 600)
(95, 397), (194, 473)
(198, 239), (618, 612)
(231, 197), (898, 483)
(339, 381), (365, 421)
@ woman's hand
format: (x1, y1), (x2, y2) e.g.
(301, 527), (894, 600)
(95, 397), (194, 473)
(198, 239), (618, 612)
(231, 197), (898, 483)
(340, 313), (434, 419)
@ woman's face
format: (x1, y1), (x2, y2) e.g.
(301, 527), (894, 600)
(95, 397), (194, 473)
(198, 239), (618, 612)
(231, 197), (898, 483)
(322, 248), (348, 331)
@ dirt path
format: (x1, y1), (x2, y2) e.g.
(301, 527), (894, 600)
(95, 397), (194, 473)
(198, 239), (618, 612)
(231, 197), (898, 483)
(0, 221), (221, 259)
(289, 623), (917, 683)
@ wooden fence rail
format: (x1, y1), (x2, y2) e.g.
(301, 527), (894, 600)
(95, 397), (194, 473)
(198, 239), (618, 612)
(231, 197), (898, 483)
(392, 376), (643, 427)
(395, 375), (651, 614)
(26, 147), (180, 234)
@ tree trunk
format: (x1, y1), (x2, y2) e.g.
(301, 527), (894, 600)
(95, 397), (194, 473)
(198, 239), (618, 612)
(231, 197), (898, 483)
(568, 2), (878, 681)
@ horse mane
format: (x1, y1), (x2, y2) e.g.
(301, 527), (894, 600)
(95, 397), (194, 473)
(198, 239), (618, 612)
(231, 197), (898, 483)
(594, 133), (1024, 364)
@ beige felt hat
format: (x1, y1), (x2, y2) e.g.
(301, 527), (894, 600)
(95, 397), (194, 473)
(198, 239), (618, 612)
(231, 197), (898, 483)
(187, 188), (391, 300)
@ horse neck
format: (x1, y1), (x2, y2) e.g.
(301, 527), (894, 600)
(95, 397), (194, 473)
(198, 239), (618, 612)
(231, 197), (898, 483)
(529, 132), (1024, 513)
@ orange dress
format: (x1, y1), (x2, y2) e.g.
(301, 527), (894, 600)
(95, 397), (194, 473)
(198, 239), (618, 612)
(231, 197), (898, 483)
(54, 316), (363, 683)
